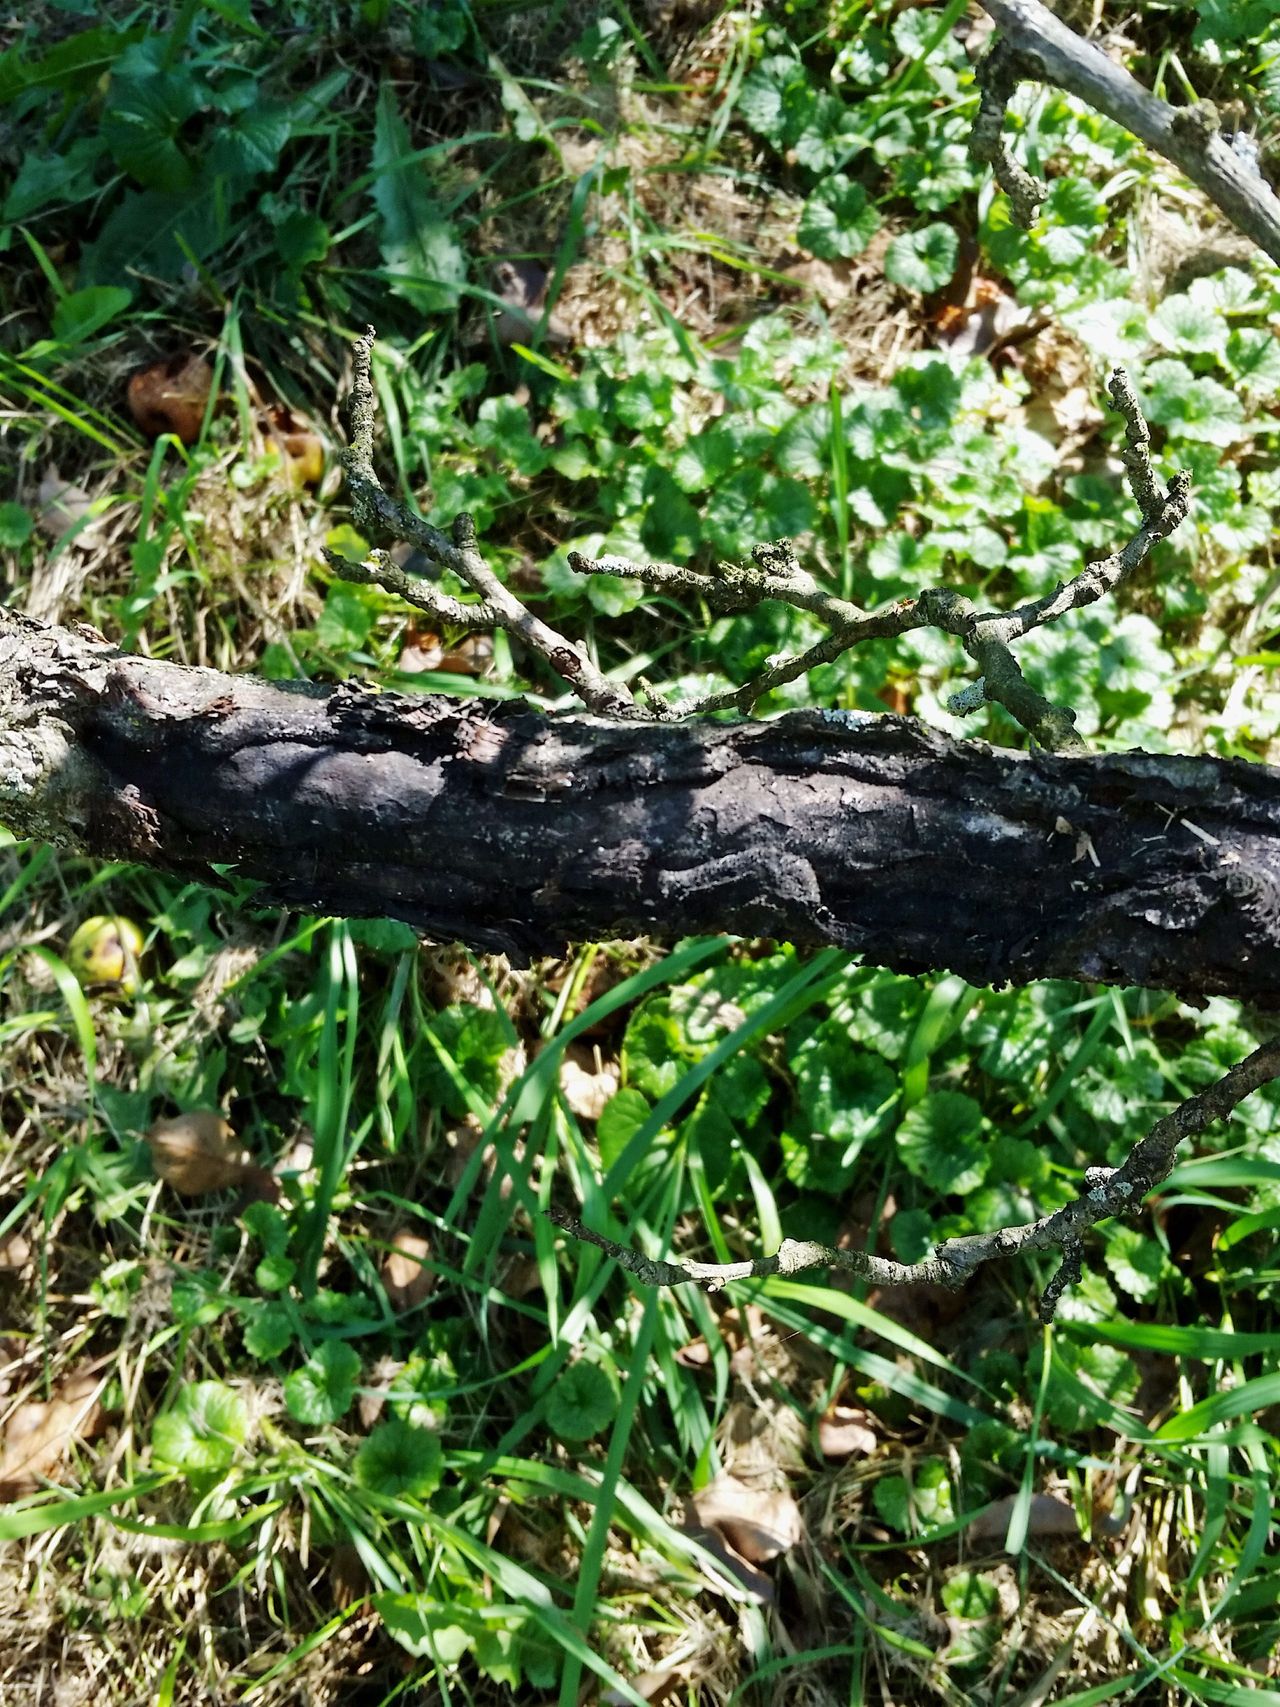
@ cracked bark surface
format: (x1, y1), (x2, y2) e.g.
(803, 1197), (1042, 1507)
(2, 609), (1278, 1004)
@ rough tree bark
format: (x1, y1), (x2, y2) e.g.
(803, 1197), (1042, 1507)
(2, 608), (1278, 1006)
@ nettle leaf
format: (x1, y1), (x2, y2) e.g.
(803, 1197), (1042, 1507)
(897, 1092), (988, 1197)
(2, 135), (105, 221)
(152, 1380), (249, 1474)
(781, 1037), (896, 1194)
(798, 173), (881, 260)
(371, 83), (466, 313)
(546, 1362), (618, 1441)
(884, 223), (958, 293)
(284, 1341), (361, 1426)
(421, 1004), (510, 1118)
(101, 63), (202, 192)
(355, 1419), (444, 1498)
(207, 103), (292, 178)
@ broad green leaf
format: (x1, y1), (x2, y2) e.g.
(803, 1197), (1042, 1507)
(884, 223), (958, 293)
(242, 1302), (294, 1360)
(151, 1381), (249, 1474)
(546, 1364), (618, 1441)
(284, 1342), (361, 1425)
(371, 83), (466, 313)
(355, 1420), (444, 1498)
(897, 1092), (987, 1197)
(51, 285), (132, 344)
(798, 174), (881, 260)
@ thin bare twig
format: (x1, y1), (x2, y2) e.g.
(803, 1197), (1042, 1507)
(549, 1040), (1280, 1322)
(972, 0), (1280, 266)
(335, 326), (646, 720)
(571, 368), (1188, 748)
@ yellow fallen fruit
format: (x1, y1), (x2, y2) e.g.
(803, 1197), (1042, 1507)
(66, 915), (144, 992)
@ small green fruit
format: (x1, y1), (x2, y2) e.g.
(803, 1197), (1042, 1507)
(66, 915), (144, 992)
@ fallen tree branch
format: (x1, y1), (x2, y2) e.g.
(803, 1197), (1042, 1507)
(549, 1038), (1280, 1320)
(973, 0), (1280, 263)
(4, 608), (1280, 1002)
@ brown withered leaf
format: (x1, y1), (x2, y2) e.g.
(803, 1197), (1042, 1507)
(126, 352), (214, 444)
(0, 1230), (31, 1271)
(146, 1110), (251, 1196)
(602, 1665), (687, 1706)
(261, 402), (324, 486)
(0, 1365), (105, 1497)
(674, 1304), (769, 1373)
(358, 1355), (402, 1431)
(692, 1473), (803, 1565)
(382, 1228), (435, 1311)
(558, 1043), (620, 1121)
(817, 1403), (878, 1460)
(967, 1492), (1079, 1542)
(37, 465), (99, 544)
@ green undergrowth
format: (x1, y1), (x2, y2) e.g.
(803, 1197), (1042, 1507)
(3, 0), (1280, 1702)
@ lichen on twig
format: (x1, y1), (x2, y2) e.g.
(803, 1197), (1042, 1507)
(549, 1040), (1280, 1321)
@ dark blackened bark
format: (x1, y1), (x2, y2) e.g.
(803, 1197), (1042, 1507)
(2, 610), (1277, 1003)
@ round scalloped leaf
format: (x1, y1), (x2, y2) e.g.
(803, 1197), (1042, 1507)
(897, 1091), (988, 1197)
(284, 1341), (360, 1426)
(355, 1419), (443, 1500)
(152, 1380), (249, 1474)
(546, 1362), (618, 1441)
(884, 223), (958, 293)
(798, 174), (881, 260)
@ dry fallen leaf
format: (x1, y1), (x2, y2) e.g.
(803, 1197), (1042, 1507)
(36, 464), (99, 543)
(602, 1665), (687, 1706)
(0, 1230), (31, 1271)
(357, 1355), (403, 1430)
(817, 1403), (878, 1460)
(0, 1365), (105, 1498)
(558, 1043), (620, 1121)
(967, 1492), (1080, 1542)
(382, 1228), (435, 1311)
(146, 1110), (252, 1196)
(675, 1304), (770, 1374)
(692, 1473), (803, 1565)
(127, 352), (214, 444)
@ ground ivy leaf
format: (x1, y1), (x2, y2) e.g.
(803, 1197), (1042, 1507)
(884, 223), (958, 293)
(152, 1380), (249, 1474)
(798, 174), (881, 260)
(897, 1091), (988, 1197)
(546, 1363), (618, 1440)
(284, 1341), (361, 1425)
